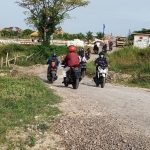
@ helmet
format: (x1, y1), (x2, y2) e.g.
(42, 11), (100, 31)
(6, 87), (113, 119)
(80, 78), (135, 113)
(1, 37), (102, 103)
(52, 53), (56, 57)
(68, 45), (76, 52)
(99, 51), (104, 57)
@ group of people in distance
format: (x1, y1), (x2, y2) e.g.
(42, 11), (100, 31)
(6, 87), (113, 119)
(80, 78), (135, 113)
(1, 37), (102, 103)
(93, 41), (113, 54)
(46, 43), (109, 84)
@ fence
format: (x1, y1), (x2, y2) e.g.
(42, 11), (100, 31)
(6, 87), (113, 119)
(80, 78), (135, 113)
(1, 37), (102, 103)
(0, 53), (34, 68)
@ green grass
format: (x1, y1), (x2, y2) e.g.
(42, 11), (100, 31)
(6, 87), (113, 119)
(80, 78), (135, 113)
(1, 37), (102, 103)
(86, 46), (150, 89)
(0, 74), (62, 146)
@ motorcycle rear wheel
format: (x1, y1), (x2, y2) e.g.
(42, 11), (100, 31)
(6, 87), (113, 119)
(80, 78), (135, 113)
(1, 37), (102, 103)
(72, 78), (79, 89)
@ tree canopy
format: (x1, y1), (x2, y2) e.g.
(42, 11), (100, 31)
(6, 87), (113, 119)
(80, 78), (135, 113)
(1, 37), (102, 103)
(16, 0), (90, 46)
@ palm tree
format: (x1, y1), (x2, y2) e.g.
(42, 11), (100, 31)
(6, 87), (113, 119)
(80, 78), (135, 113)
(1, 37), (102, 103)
(96, 32), (103, 39)
(86, 31), (93, 43)
(76, 32), (85, 40)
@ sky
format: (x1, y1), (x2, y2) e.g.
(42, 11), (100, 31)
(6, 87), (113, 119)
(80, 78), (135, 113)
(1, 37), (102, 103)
(1, 0), (150, 36)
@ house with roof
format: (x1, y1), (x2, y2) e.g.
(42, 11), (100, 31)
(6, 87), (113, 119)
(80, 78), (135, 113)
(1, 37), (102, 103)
(132, 33), (150, 49)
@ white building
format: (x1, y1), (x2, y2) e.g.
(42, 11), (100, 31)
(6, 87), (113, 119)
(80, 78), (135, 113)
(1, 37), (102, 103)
(133, 33), (150, 49)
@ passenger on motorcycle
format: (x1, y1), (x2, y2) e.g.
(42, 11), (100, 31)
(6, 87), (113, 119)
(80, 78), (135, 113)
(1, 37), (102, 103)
(78, 47), (84, 57)
(93, 51), (108, 78)
(61, 45), (80, 83)
(47, 53), (60, 76)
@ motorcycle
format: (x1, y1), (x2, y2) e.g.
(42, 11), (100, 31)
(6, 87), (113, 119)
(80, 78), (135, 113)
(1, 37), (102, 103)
(80, 61), (87, 78)
(109, 46), (113, 51)
(93, 64), (107, 88)
(47, 68), (57, 83)
(85, 51), (90, 60)
(94, 49), (99, 54)
(62, 65), (81, 89)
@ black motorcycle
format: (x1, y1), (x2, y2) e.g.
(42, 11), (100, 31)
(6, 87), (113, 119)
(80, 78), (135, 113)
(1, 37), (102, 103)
(47, 68), (57, 83)
(85, 52), (90, 60)
(62, 66), (81, 89)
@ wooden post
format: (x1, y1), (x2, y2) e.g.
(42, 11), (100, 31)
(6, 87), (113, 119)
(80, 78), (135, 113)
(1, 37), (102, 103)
(8, 61), (10, 67)
(1, 57), (3, 68)
(6, 53), (8, 67)
(14, 55), (16, 64)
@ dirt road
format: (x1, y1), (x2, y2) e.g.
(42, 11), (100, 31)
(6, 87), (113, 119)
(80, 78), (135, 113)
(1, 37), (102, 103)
(35, 50), (150, 149)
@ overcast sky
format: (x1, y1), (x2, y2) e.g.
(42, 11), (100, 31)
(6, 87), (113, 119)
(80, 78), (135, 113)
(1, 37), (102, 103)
(0, 0), (150, 36)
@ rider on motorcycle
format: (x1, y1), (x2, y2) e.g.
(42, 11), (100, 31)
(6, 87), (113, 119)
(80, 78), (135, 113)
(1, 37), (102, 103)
(85, 47), (91, 60)
(61, 45), (80, 83)
(93, 42), (99, 54)
(47, 53), (60, 76)
(93, 51), (108, 80)
(102, 43), (107, 53)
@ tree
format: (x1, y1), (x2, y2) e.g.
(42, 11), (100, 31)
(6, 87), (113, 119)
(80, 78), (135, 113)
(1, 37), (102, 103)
(86, 31), (93, 42)
(96, 32), (103, 39)
(22, 29), (33, 38)
(16, 0), (89, 46)
(76, 32), (85, 40)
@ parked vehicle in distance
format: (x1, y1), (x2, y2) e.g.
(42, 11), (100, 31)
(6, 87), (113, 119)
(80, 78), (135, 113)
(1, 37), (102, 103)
(116, 36), (127, 47)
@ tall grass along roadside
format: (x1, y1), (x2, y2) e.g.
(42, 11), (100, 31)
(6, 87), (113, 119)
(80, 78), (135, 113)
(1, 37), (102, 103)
(0, 74), (62, 146)
(86, 46), (150, 89)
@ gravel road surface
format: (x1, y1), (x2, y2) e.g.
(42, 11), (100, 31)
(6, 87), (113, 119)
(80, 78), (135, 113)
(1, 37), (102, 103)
(36, 50), (150, 150)
(14, 48), (150, 150)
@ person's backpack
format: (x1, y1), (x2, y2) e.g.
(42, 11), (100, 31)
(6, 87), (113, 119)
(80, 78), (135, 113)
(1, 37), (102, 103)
(51, 58), (56, 68)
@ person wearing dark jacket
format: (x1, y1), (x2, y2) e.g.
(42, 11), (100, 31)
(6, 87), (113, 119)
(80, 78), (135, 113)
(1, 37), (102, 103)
(78, 47), (84, 57)
(93, 51), (108, 80)
(95, 51), (108, 67)
(62, 45), (80, 83)
(46, 53), (60, 76)
(93, 43), (99, 54)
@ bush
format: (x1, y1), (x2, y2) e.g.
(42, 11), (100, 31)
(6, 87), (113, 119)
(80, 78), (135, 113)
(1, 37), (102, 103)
(0, 44), (68, 66)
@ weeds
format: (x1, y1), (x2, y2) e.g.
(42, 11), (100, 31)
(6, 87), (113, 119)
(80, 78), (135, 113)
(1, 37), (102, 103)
(0, 74), (62, 147)
(86, 46), (150, 89)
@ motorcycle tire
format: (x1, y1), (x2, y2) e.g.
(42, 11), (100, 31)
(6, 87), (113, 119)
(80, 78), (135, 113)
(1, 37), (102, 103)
(96, 83), (99, 87)
(50, 78), (54, 84)
(101, 77), (105, 88)
(81, 70), (86, 78)
(64, 82), (68, 87)
(72, 78), (79, 89)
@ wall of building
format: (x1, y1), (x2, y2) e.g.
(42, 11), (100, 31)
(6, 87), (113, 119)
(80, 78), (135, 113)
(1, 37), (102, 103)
(134, 34), (150, 49)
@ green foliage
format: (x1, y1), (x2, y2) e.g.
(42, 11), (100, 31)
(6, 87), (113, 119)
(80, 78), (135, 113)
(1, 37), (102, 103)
(86, 46), (150, 88)
(133, 28), (150, 34)
(0, 44), (68, 66)
(96, 32), (103, 39)
(16, 0), (89, 46)
(25, 136), (36, 147)
(86, 31), (93, 41)
(0, 75), (62, 144)
(86, 60), (96, 77)
(108, 46), (150, 88)
(21, 29), (33, 38)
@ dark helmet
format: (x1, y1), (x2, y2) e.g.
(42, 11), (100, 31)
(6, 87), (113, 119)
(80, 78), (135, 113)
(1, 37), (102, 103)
(52, 53), (56, 57)
(99, 51), (105, 57)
